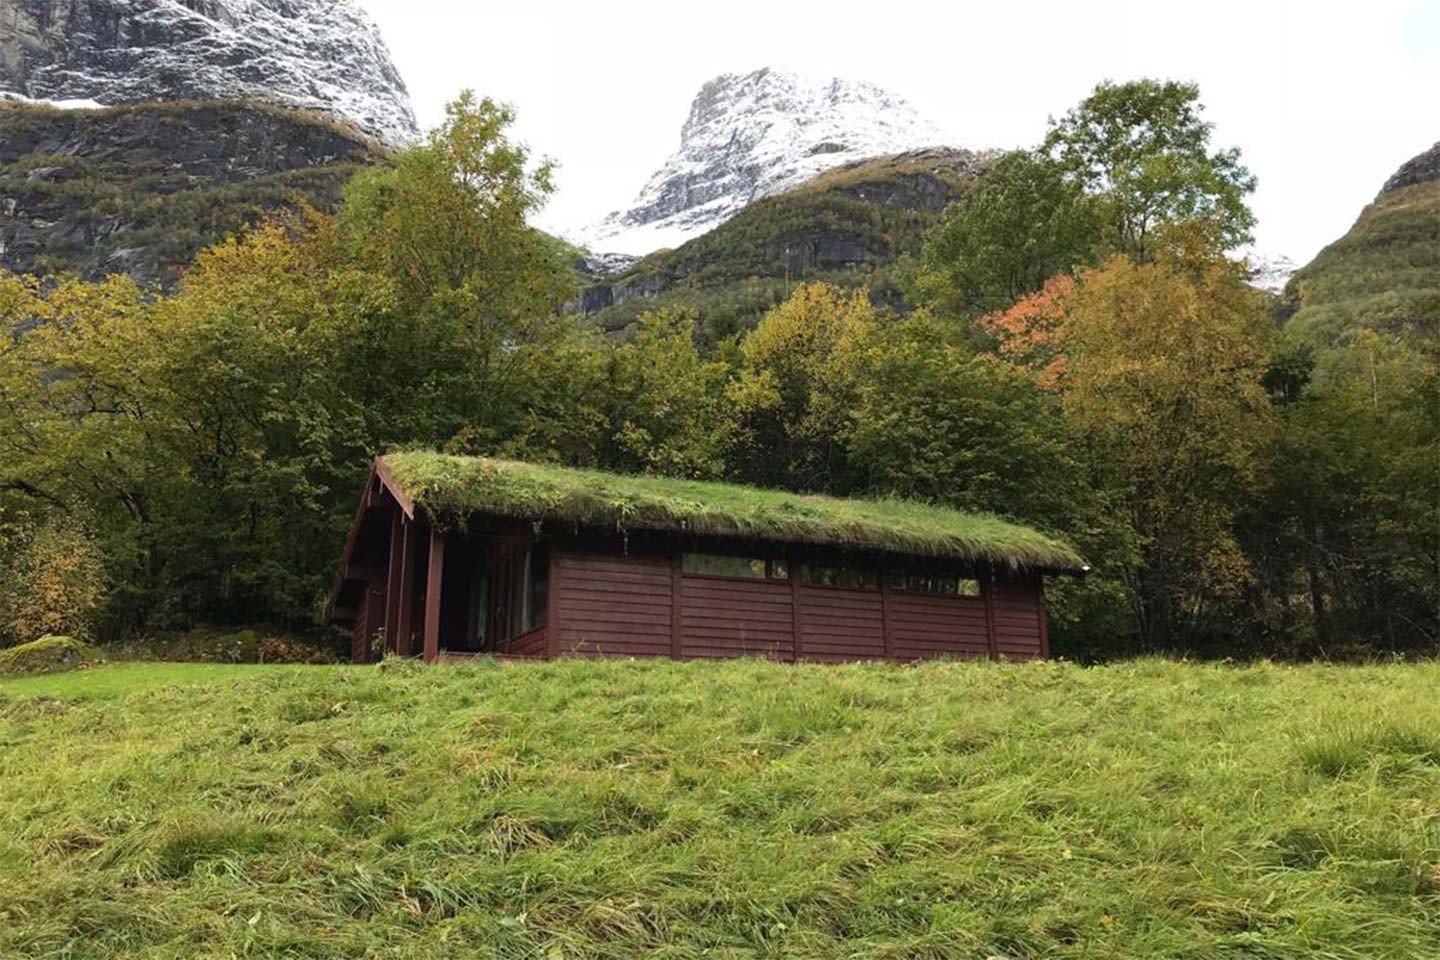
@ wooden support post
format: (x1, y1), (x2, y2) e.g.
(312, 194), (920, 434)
(1037, 578), (1051, 660)
(983, 566), (999, 661)
(423, 527), (445, 663)
(545, 546), (560, 661)
(670, 551), (684, 660)
(879, 566), (895, 661)
(395, 517), (416, 657)
(382, 507), (405, 656)
(789, 563), (804, 664)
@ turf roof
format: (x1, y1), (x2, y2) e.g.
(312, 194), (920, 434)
(380, 452), (1086, 573)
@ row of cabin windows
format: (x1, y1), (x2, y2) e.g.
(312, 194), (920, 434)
(681, 552), (981, 596)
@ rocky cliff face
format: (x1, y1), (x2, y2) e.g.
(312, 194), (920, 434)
(0, 100), (381, 285)
(1379, 140), (1440, 195)
(581, 69), (949, 255)
(0, 0), (417, 145)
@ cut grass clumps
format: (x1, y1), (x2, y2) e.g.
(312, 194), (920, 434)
(381, 452), (1085, 572)
(0, 636), (102, 677)
(1, 657), (1436, 958)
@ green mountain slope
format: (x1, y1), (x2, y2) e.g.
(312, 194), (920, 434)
(0, 99), (385, 287)
(1281, 141), (1439, 347)
(581, 148), (994, 338)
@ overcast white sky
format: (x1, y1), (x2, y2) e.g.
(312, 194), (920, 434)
(360, 0), (1438, 263)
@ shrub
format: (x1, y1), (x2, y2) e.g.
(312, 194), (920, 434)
(0, 636), (103, 676)
(0, 517), (107, 647)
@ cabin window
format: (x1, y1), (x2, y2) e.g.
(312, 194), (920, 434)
(799, 563), (878, 590)
(888, 573), (981, 597)
(521, 544), (549, 631)
(683, 553), (787, 581)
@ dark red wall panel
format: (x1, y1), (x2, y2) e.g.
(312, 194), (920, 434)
(797, 587), (884, 661)
(680, 577), (793, 660)
(991, 579), (1045, 660)
(555, 552), (674, 657)
(886, 592), (990, 661)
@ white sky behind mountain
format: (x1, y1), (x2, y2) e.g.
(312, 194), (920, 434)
(360, 0), (1438, 264)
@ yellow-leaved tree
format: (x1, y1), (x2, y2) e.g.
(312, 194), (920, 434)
(1061, 224), (1274, 647)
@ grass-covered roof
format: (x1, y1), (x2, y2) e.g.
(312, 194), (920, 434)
(380, 453), (1086, 573)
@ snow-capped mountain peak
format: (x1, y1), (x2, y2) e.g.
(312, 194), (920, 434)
(0, 0), (418, 145)
(579, 68), (951, 255)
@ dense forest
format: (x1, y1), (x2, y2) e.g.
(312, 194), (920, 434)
(0, 84), (1435, 660)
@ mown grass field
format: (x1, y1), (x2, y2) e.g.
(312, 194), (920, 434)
(1, 657), (1437, 959)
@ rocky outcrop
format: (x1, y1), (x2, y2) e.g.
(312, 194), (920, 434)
(0, 100), (382, 285)
(1379, 140), (1439, 196)
(0, 0), (418, 145)
(579, 69), (950, 255)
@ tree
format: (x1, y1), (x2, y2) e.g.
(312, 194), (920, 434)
(843, 310), (1083, 520)
(1043, 79), (1256, 259)
(913, 150), (1097, 318)
(340, 92), (577, 450)
(1256, 332), (1439, 655)
(1060, 225), (1274, 648)
(599, 312), (736, 479)
(729, 283), (876, 491)
(975, 273), (1078, 390)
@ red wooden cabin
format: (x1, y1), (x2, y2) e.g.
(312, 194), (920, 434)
(327, 454), (1086, 664)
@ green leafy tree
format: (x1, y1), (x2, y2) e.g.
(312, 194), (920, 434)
(601, 311), (736, 479)
(914, 150), (1097, 318)
(1256, 332), (1439, 655)
(1043, 79), (1256, 259)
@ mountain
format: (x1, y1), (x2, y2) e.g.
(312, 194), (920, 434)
(0, 0), (418, 146)
(580, 148), (993, 338)
(581, 69), (951, 256)
(1281, 141), (1439, 348)
(1245, 252), (1299, 296)
(0, 99), (383, 285)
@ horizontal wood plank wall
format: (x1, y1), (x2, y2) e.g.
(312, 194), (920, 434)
(555, 551), (674, 657)
(991, 579), (1046, 660)
(680, 577), (793, 660)
(796, 587), (885, 661)
(886, 592), (990, 661)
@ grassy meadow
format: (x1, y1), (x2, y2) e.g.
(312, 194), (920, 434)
(1, 657), (1436, 959)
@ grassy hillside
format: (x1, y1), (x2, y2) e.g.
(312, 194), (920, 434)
(2, 657), (1436, 958)
(583, 149), (993, 338)
(1281, 143), (1439, 348)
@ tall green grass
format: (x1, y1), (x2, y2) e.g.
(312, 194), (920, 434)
(1, 657), (1436, 958)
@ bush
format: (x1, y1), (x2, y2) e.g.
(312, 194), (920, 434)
(107, 627), (342, 664)
(0, 636), (103, 676)
(0, 516), (107, 647)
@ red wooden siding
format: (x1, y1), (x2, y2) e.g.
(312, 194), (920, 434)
(991, 579), (1046, 660)
(796, 587), (885, 661)
(680, 576), (793, 660)
(886, 591), (990, 661)
(555, 552), (675, 657)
